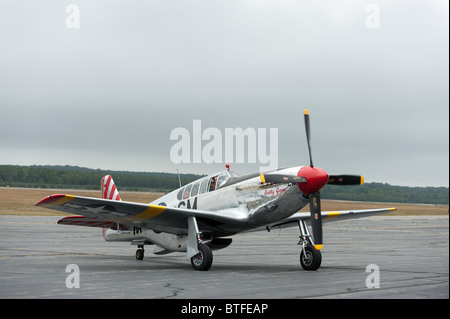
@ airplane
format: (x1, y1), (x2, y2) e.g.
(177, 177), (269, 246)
(36, 110), (396, 271)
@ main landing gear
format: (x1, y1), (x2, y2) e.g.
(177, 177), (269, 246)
(300, 244), (322, 270)
(298, 219), (322, 271)
(190, 244), (213, 271)
(187, 216), (213, 271)
(133, 217), (214, 271)
(135, 245), (145, 260)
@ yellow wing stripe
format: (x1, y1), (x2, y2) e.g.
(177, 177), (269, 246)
(324, 211), (340, 220)
(131, 205), (166, 221)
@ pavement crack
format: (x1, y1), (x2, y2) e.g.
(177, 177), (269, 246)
(161, 283), (185, 299)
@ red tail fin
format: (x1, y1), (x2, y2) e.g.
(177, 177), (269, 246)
(101, 175), (121, 201)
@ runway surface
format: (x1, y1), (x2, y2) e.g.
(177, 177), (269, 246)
(0, 215), (448, 299)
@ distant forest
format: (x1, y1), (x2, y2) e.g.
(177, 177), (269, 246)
(0, 165), (448, 205)
(0, 165), (201, 192)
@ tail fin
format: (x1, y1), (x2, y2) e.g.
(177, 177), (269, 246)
(101, 175), (121, 201)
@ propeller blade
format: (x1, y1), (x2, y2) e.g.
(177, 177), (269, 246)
(309, 191), (323, 250)
(260, 174), (307, 184)
(328, 175), (364, 186)
(304, 109), (314, 167)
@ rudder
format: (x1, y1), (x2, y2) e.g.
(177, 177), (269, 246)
(101, 175), (121, 201)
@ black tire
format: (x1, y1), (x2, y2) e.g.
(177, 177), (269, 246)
(300, 245), (322, 271)
(190, 244), (213, 271)
(135, 248), (144, 260)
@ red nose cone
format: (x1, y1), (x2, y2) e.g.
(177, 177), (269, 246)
(298, 166), (329, 195)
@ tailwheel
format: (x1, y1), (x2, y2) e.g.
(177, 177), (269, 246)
(136, 247), (145, 260)
(190, 244), (213, 271)
(300, 245), (322, 271)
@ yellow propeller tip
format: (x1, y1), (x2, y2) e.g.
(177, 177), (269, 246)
(314, 244), (323, 250)
(360, 176), (365, 185)
(260, 174), (266, 184)
(304, 109), (309, 115)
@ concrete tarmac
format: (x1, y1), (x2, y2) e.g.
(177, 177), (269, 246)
(0, 215), (448, 299)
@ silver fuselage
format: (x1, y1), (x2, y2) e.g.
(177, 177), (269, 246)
(104, 167), (309, 253)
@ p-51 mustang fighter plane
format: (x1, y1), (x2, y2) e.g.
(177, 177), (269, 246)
(36, 110), (396, 271)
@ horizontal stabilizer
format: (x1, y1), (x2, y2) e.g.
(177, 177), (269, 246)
(153, 245), (174, 255)
(57, 215), (129, 230)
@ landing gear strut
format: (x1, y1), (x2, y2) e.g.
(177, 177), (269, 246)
(298, 220), (322, 271)
(188, 216), (213, 271)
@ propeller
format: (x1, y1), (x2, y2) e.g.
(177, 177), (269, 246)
(261, 109), (365, 251)
(303, 109), (314, 168)
(300, 110), (363, 250)
(301, 109), (324, 250)
(309, 191), (322, 250)
(328, 175), (364, 186)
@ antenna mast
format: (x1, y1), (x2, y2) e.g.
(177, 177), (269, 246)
(176, 169), (182, 188)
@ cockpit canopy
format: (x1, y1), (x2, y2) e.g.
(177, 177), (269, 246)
(216, 170), (239, 189)
(176, 170), (239, 200)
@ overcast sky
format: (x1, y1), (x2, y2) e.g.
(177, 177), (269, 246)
(0, 0), (448, 187)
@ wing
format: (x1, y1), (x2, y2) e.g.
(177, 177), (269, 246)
(268, 207), (397, 229)
(36, 194), (247, 236)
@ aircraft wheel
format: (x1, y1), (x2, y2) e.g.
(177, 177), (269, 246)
(300, 245), (321, 271)
(190, 244), (213, 271)
(136, 248), (144, 260)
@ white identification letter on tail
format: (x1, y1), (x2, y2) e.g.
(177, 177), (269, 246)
(101, 175), (121, 201)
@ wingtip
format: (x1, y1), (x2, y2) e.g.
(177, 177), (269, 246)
(35, 194), (64, 206)
(35, 194), (74, 207)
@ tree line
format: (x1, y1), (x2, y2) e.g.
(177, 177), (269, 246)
(321, 183), (448, 205)
(0, 165), (448, 205)
(0, 165), (201, 192)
